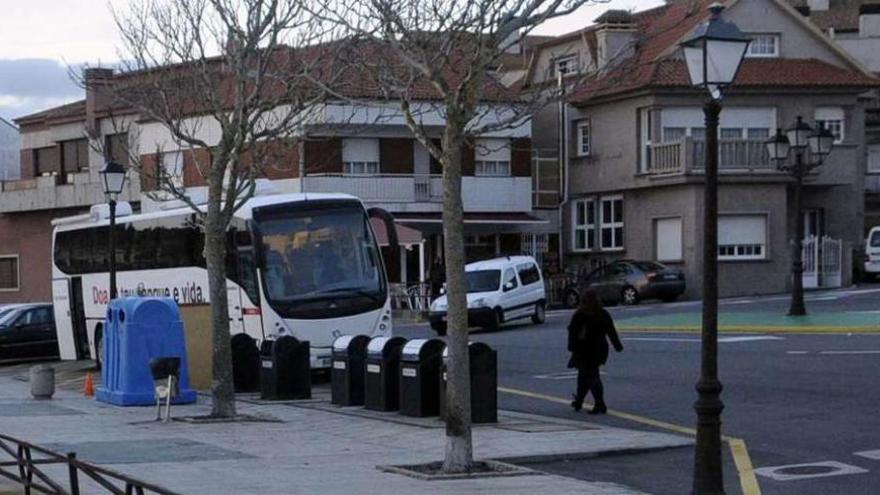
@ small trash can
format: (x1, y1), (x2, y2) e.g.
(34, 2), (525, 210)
(364, 336), (407, 411)
(330, 335), (370, 406)
(231, 333), (261, 393)
(398, 338), (445, 417)
(439, 342), (498, 423)
(29, 365), (55, 400)
(260, 336), (311, 400)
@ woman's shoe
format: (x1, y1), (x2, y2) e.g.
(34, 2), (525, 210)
(570, 394), (583, 412)
(588, 404), (607, 415)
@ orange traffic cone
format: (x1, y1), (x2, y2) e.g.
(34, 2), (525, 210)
(83, 372), (95, 397)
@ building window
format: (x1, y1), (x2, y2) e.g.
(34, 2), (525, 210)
(868, 144), (880, 173)
(639, 108), (655, 173)
(655, 217), (683, 261)
(553, 55), (578, 76)
(0, 255), (19, 291)
(600, 195), (624, 251)
(747, 128), (770, 140)
(161, 151), (184, 189)
(104, 133), (129, 166)
(34, 147), (59, 176)
(474, 138), (511, 176)
(815, 107), (845, 143)
(61, 139), (89, 173)
(342, 138), (379, 175)
(576, 120), (591, 157)
(746, 34), (779, 57)
(718, 215), (767, 260)
(572, 199), (595, 252)
(663, 127), (687, 141)
(721, 128), (744, 140)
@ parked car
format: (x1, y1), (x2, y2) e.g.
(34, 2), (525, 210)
(428, 256), (546, 334)
(864, 226), (880, 279)
(0, 303), (59, 361)
(563, 260), (685, 307)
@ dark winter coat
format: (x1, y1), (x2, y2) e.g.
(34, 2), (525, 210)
(567, 308), (623, 369)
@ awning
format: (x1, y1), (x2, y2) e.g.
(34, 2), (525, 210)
(370, 218), (424, 246)
(393, 212), (549, 225)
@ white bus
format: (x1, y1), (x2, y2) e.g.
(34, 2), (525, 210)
(51, 192), (397, 369)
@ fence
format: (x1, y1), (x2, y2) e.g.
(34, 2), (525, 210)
(0, 433), (178, 495)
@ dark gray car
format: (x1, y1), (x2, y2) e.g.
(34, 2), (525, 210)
(0, 304), (59, 362)
(570, 260), (686, 306)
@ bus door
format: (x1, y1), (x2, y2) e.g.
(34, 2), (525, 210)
(227, 284), (244, 335)
(69, 277), (89, 359)
(52, 278), (88, 360)
(235, 246), (263, 339)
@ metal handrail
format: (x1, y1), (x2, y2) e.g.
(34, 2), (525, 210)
(0, 434), (180, 495)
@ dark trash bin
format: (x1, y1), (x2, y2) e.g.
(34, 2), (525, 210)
(439, 342), (498, 423)
(398, 338), (446, 417)
(231, 333), (261, 393)
(331, 335), (370, 406)
(260, 336), (311, 400)
(364, 336), (407, 411)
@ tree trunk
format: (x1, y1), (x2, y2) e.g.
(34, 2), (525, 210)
(441, 123), (473, 473)
(205, 179), (236, 418)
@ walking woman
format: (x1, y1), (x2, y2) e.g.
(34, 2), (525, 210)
(568, 290), (623, 414)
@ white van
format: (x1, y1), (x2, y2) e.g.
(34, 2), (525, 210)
(865, 226), (880, 277)
(428, 256), (546, 335)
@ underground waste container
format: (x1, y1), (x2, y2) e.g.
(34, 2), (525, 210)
(96, 297), (197, 406)
(331, 335), (370, 406)
(398, 338), (446, 417)
(260, 336), (311, 400)
(232, 333), (261, 393)
(364, 336), (407, 411)
(439, 342), (498, 423)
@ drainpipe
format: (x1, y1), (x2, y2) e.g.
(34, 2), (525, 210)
(556, 72), (569, 273)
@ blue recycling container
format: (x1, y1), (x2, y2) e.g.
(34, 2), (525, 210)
(96, 297), (197, 406)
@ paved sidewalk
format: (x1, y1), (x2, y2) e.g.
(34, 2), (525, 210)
(0, 375), (692, 495)
(615, 310), (880, 333)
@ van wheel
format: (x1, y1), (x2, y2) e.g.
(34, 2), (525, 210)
(486, 309), (503, 331)
(531, 303), (546, 324)
(621, 286), (640, 306)
(94, 325), (104, 371)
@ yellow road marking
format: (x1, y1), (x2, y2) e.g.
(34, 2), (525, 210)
(498, 386), (761, 495)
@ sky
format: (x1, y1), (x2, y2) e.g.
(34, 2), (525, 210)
(0, 0), (664, 123)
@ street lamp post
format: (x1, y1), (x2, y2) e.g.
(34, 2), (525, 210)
(680, 4), (750, 494)
(766, 119), (834, 316)
(100, 160), (127, 300)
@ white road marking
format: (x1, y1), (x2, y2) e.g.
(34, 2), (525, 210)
(786, 351), (809, 355)
(805, 296), (840, 302)
(718, 336), (785, 343)
(855, 449), (880, 461)
(723, 299), (755, 305)
(818, 350), (880, 355)
(754, 461), (868, 481)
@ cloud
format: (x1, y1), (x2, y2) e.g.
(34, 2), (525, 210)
(0, 59), (82, 122)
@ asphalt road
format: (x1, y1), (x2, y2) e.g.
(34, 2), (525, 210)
(395, 284), (880, 495)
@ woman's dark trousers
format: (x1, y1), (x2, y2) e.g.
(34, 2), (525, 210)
(574, 366), (604, 407)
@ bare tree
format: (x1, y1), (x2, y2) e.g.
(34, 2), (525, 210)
(314, 0), (603, 472)
(88, 0), (347, 417)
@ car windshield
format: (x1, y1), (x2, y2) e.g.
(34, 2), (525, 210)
(632, 261), (666, 272)
(256, 203), (386, 318)
(871, 231), (880, 247)
(466, 270), (501, 293)
(0, 308), (20, 327)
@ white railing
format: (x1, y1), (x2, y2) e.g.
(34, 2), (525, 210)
(303, 173), (532, 211)
(648, 138), (774, 175)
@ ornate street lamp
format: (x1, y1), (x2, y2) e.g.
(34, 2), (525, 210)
(100, 160), (127, 300)
(680, 3), (750, 494)
(766, 119), (834, 316)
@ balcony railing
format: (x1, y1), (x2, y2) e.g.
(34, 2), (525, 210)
(648, 138), (775, 175)
(302, 173), (533, 211)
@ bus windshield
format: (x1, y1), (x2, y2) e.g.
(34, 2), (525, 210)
(256, 204), (386, 318)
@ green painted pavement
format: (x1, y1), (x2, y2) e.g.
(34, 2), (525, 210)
(616, 311), (880, 331)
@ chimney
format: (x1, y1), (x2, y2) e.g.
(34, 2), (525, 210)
(861, 4), (880, 38)
(807, 0), (829, 11)
(84, 67), (114, 135)
(594, 10), (637, 71)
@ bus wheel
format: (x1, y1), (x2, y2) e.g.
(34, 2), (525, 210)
(94, 325), (104, 371)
